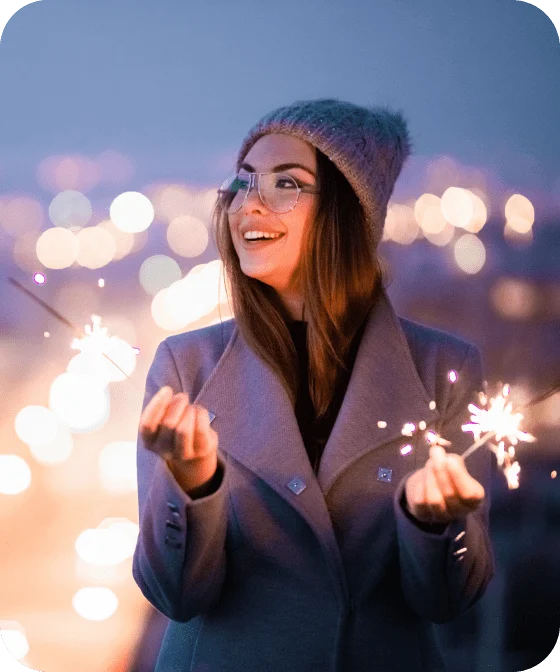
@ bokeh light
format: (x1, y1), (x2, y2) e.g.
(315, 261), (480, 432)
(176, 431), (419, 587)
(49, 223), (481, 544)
(453, 233), (486, 274)
(75, 519), (138, 565)
(0, 196), (44, 238)
(49, 372), (110, 433)
(15, 405), (60, 447)
(72, 587), (119, 621)
(28, 423), (74, 466)
(0, 455), (31, 495)
(139, 254), (182, 296)
(441, 187), (474, 230)
(167, 215), (209, 257)
(384, 204), (420, 244)
(490, 278), (539, 319)
(48, 190), (93, 229)
(110, 191), (154, 233)
(36, 227), (79, 269)
(75, 226), (117, 268)
(505, 193), (535, 233)
(0, 622), (29, 660)
(13, 231), (42, 272)
(97, 217), (136, 260)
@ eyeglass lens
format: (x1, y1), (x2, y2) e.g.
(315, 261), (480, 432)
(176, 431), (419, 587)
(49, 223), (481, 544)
(221, 173), (300, 214)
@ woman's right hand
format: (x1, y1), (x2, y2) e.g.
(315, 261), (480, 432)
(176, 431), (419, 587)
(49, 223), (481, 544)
(139, 386), (219, 493)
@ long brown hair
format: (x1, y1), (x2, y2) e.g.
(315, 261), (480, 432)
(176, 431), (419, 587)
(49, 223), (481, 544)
(211, 146), (389, 421)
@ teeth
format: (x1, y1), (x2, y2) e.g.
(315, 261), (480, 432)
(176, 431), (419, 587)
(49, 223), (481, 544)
(243, 231), (282, 240)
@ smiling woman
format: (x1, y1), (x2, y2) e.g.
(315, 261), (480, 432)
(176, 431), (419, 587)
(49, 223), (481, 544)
(133, 98), (495, 672)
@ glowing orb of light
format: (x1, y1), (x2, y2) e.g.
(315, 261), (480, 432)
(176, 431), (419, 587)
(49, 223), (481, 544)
(48, 190), (92, 229)
(33, 272), (46, 284)
(15, 405), (60, 447)
(28, 423), (74, 466)
(75, 225), (117, 268)
(139, 254), (182, 296)
(0, 455), (31, 495)
(36, 227), (79, 269)
(505, 193), (534, 233)
(49, 372), (110, 433)
(75, 519), (138, 565)
(98, 441), (137, 494)
(72, 587), (119, 621)
(453, 233), (486, 274)
(109, 191), (154, 233)
(0, 622), (29, 661)
(440, 187), (475, 230)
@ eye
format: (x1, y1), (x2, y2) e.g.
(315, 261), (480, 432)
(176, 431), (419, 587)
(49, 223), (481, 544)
(275, 176), (299, 189)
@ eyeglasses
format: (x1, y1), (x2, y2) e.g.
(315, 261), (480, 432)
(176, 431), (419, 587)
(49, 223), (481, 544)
(217, 172), (319, 214)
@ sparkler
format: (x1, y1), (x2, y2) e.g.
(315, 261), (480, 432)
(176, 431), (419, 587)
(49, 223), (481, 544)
(420, 375), (558, 489)
(458, 378), (560, 489)
(8, 277), (143, 393)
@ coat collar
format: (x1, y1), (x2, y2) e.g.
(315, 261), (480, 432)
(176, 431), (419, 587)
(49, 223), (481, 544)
(193, 288), (440, 589)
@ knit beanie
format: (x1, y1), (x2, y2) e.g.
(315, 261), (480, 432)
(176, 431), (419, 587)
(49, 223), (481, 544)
(235, 98), (413, 251)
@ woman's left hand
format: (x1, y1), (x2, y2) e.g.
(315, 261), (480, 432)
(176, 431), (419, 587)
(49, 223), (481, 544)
(404, 445), (485, 524)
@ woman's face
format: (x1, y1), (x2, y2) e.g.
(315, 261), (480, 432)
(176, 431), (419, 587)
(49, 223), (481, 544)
(228, 133), (318, 319)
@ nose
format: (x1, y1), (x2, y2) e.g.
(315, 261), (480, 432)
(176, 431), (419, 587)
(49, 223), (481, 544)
(240, 175), (267, 213)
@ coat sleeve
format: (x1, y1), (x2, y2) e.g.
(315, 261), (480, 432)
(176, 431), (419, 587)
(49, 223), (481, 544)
(392, 344), (496, 624)
(132, 339), (229, 623)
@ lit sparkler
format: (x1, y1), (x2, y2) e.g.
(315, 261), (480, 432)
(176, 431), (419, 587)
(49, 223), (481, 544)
(459, 383), (536, 488)
(8, 277), (143, 393)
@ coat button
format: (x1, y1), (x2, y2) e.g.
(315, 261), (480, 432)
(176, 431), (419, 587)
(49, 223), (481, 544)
(166, 521), (181, 532)
(377, 467), (393, 483)
(167, 501), (179, 512)
(165, 536), (182, 549)
(287, 477), (307, 495)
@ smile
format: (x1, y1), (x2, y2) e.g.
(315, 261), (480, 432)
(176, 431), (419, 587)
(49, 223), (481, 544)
(241, 234), (285, 250)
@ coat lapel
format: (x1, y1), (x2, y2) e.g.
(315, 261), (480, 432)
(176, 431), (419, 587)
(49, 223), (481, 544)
(193, 288), (440, 594)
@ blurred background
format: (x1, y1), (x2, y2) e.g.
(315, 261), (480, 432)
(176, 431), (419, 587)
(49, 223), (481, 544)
(0, 1), (559, 671)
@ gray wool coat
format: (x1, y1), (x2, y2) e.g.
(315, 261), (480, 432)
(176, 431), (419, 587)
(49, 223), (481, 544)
(132, 288), (495, 672)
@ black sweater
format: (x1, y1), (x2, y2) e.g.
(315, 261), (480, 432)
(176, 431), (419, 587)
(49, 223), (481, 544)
(287, 319), (366, 476)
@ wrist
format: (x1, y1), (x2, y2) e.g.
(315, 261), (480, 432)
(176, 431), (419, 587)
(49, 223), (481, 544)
(166, 454), (218, 494)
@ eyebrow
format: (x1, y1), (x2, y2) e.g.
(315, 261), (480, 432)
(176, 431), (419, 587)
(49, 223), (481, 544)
(240, 162), (316, 178)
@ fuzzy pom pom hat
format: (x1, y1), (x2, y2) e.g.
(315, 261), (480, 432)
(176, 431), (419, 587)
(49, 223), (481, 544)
(235, 98), (413, 251)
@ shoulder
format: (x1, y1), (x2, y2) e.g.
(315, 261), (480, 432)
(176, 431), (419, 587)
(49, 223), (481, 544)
(398, 315), (482, 379)
(160, 318), (236, 363)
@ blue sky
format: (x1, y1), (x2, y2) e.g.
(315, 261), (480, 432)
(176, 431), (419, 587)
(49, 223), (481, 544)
(0, 0), (558, 212)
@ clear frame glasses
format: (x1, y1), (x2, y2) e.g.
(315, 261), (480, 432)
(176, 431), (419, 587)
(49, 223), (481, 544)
(217, 172), (319, 214)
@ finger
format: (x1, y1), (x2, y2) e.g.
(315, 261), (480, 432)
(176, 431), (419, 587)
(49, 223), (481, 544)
(425, 460), (448, 522)
(157, 394), (191, 449)
(140, 386), (175, 441)
(174, 404), (198, 461)
(410, 468), (430, 523)
(193, 406), (216, 459)
(429, 446), (463, 517)
(446, 454), (485, 508)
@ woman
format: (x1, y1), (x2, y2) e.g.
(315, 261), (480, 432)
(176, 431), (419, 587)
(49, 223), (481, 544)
(132, 98), (495, 672)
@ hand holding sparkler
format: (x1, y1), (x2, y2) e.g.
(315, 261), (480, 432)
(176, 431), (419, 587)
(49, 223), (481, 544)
(404, 444), (486, 524)
(139, 386), (219, 496)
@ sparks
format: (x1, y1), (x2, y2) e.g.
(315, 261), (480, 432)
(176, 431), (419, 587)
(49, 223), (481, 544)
(70, 315), (137, 383)
(462, 383), (536, 446)
(425, 430), (451, 448)
(401, 422), (416, 436)
(71, 315), (112, 356)
(461, 383), (536, 489)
